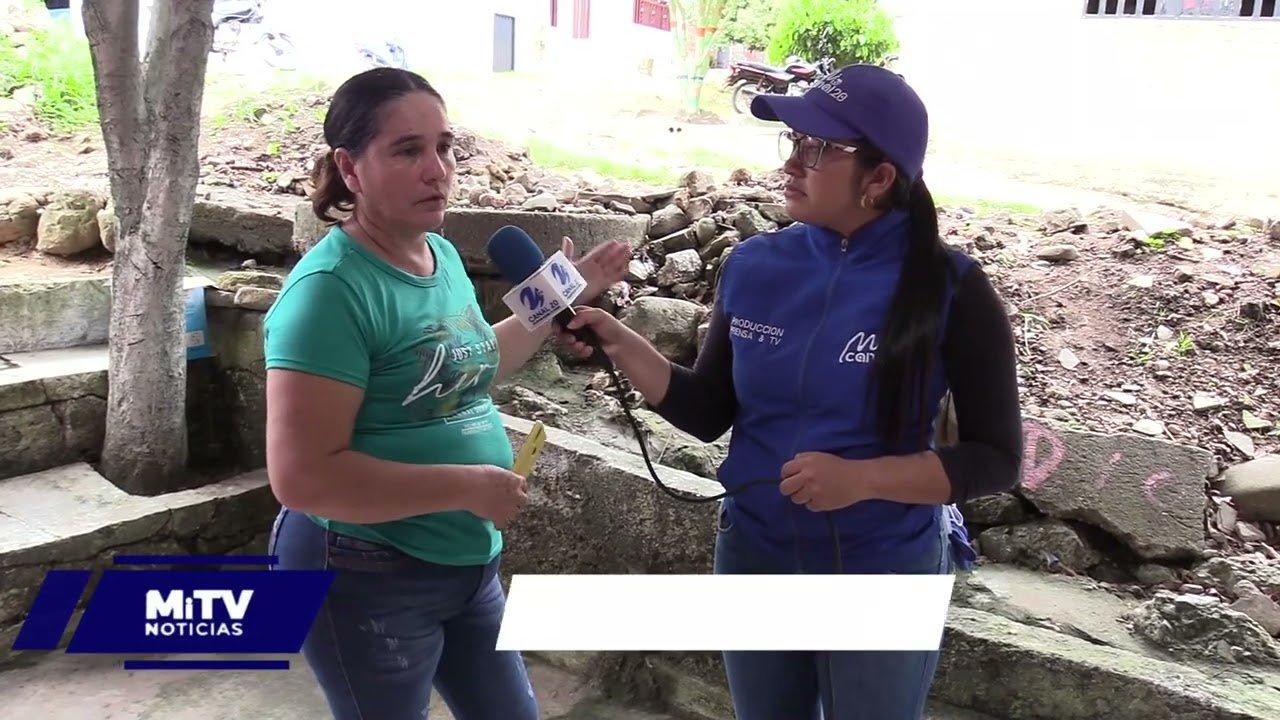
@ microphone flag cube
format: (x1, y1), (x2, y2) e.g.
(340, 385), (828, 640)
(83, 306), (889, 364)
(501, 250), (588, 331)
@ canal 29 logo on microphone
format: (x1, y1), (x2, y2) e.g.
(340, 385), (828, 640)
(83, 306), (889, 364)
(503, 251), (587, 331)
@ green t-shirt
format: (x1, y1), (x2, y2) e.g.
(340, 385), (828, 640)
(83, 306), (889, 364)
(263, 225), (511, 566)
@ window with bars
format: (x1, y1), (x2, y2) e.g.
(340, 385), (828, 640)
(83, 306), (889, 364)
(1084, 0), (1277, 18)
(634, 0), (672, 30)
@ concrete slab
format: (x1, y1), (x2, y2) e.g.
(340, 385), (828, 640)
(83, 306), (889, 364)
(438, 208), (652, 273)
(0, 345), (108, 387)
(0, 277), (110, 354)
(292, 204), (654, 271)
(189, 197), (294, 257)
(962, 564), (1148, 654)
(0, 464), (267, 548)
(0, 273), (232, 356)
(0, 508), (58, 555)
(937, 607), (1280, 719)
(0, 652), (677, 720)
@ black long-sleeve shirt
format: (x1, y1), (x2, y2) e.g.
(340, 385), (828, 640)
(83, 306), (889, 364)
(651, 261), (1023, 505)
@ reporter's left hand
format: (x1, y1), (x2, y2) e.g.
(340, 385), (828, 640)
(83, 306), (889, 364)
(779, 452), (872, 511)
(564, 236), (630, 302)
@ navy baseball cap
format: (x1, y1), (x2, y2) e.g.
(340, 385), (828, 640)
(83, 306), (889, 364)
(751, 63), (929, 183)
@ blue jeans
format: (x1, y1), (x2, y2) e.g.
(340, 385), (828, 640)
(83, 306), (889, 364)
(269, 508), (539, 720)
(713, 504), (954, 720)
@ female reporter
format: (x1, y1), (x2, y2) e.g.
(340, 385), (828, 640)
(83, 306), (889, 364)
(263, 67), (628, 720)
(556, 64), (1022, 720)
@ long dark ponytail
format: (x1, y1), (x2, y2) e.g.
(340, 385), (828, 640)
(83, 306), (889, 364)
(854, 143), (955, 452)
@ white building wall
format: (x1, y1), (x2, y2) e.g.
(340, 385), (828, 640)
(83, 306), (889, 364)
(876, 0), (1280, 186)
(541, 1), (676, 78)
(64, 0), (550, 76)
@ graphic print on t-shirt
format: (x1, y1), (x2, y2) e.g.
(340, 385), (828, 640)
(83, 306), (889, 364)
(401, 303), (498, 420)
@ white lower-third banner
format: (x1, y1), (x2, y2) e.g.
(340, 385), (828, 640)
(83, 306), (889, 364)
(495, 574), (955, 652)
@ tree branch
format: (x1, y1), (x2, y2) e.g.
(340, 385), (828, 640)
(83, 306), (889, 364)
(81, 0), (146, 225)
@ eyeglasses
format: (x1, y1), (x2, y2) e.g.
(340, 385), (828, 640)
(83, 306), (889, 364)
(777, 130), (859, 169)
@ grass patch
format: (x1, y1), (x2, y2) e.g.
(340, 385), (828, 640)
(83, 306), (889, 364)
(526, 136), (750, 188)
(526, 138), (678, 186)
(0, 14), (98, 132)
(204, 73), (332, 131)
(934, 193), (1043, 217)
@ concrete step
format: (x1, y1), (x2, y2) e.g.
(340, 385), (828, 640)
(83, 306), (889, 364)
(937, 606), (1280, 720)
(533, 604), (1280, 720)
(0, 651), (684, 720)
(0, 462), (279, 661)
(0, 647), (990, 720)
(0, 345), (108, 480)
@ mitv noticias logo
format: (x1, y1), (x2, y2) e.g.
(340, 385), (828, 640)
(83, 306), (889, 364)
(11, 554), (333, 670)
(144, 588), (252, 638)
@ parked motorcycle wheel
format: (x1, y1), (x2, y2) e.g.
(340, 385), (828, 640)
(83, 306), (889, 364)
(731, 80), (760, 115)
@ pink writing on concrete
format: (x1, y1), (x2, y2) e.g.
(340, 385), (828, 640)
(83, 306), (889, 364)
(1021, 422), (1065, 492)
(1020, 422), (1176, 507)
(1142, 471), (1175, 508)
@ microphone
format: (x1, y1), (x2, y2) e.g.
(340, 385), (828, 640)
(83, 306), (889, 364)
(485, 225), (614, 370)
(485, 226), (783, 516)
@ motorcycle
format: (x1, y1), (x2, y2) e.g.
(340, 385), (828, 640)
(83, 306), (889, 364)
(725, 55), (836, 115)
(210, 0), (297, 71)
(355, 40), (409, 70)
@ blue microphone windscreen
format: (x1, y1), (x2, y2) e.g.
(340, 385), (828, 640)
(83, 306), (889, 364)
(486, 225), (547, 285)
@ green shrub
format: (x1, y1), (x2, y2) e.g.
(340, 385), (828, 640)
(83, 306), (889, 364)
(767, 0), (899, 68)
(0, 14), (99, 132)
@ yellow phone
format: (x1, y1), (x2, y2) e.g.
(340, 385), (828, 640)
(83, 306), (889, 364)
(512, 421), (547, 479)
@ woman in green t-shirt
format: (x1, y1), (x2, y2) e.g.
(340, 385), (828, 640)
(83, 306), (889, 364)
(263, 67), (629, 720)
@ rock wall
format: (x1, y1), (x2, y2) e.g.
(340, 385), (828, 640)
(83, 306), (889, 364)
(0, 368), (106, 479)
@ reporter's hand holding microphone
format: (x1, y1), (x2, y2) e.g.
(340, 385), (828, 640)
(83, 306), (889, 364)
(552, 306), (635, 359)
(552, 306), (677, 418)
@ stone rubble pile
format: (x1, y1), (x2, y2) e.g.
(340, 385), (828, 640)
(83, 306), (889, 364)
(0, 187), (116, 256)
(1126, 552), (1280, 665)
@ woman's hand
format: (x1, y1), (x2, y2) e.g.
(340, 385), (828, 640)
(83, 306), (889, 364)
(779, 452), (873, 512)
(564, 236), (630, 303)
(462, 465), (530, 529)
(552, 306), (633, 359)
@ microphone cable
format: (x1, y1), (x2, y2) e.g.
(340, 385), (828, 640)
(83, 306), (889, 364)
(588, 348), (845, 574)
(593, 346), (848, 719)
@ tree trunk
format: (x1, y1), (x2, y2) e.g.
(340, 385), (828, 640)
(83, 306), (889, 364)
(669, 0), (727, 116)
(82, 0), (214, 495)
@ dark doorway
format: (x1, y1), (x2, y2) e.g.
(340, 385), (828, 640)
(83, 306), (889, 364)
(493, 14), (516, 73)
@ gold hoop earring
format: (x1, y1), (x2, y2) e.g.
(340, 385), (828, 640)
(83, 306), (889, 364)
(860, 194), (873, 210)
